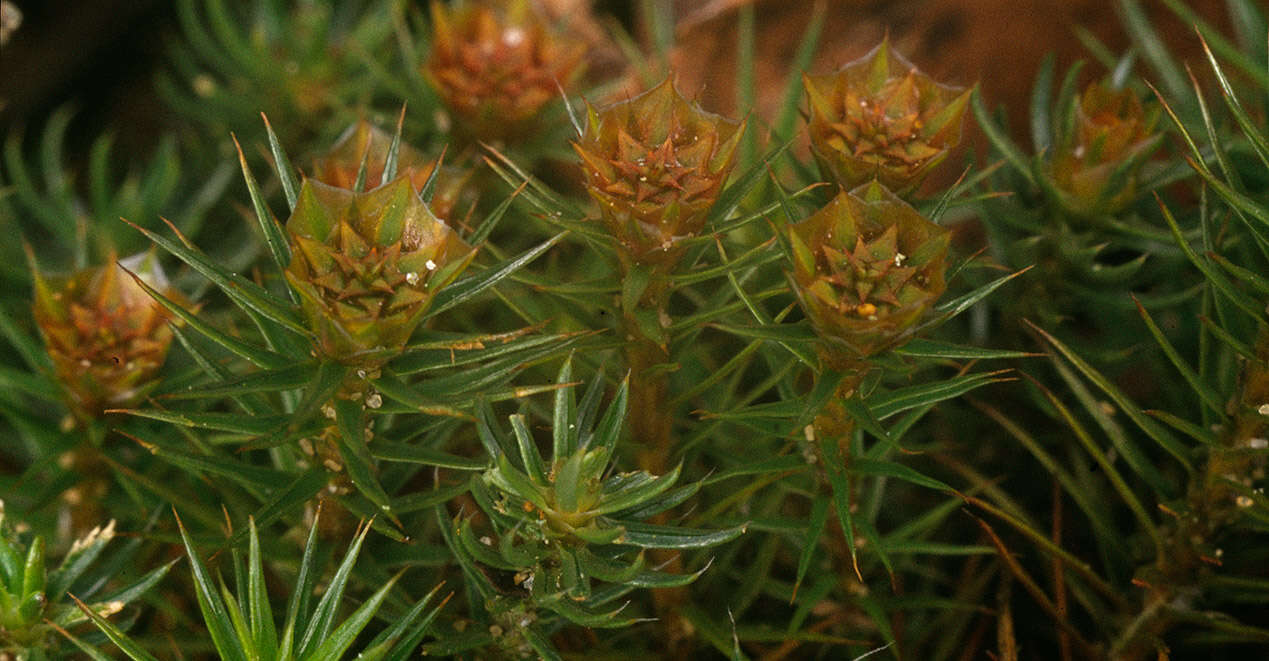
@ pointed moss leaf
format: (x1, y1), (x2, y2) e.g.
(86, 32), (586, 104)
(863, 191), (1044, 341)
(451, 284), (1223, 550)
(1033, 322), (1192, 481)
(394, 481), (473, 514)
(371, 441), (486, 470)
(482, 145), (587, 219)
(69, 594), (162, 661)
(227, 469), (328, 548)
(775, 0), (826, 140)
(1134, 297), (1224, 414)
(617, 521), (746, 549)
(164, 362), (318, 400)
(296, 521), (372, 659)
(428, 232), (567, 318)
(46, 522), (114, 598)
(302, 573), (401, 661)
(0, 305), (50, 372)
(573, 366), (606, 449)
(334, 399), (396, 516)
(1157, 195), (1265, 321)
(175, 515), (249, 661)
(457, 519), (518, 571)
(1030, 53), (1056, 153)
(553, 355), (577, 457)
(819, 437), (860, 580)
(853, 516), (895, 584)
(281, 508), (324, 657)
(627, 561), (709, 589)
(578, 545), (645, 581)
(140, 440), (285, 489)
(123, 268), (291, 369)
(611, 480), (703, 521)
(706, 141), (793, 227)
(590, 377), (629, 455)
(850, 459), (954, 492)
(869, 371), (1012, 421)
(1146, 409), (1218, 446)
(126, 217), (305, 336)
(571, 524), (627, 546)
(971, 88), (1035, 186)
(371, 585), (449, 661)
(711, 321), (818, 344)
(930, 266), (1030, 325)
(370, 370), (472, 419)
(467, 179), (520, 246)
(262, 115), (300, 210)
(671, 239), (783, 286)
(702, 456), (807, 486)
(596, 464), (682, 515)
(246, 519), (277, 655)
(542, 594), (647, 629)
(69, 560), (174, 629)
(894, 339), (1037, 360)
(117, 409), (289, 435)
(509, 413), (548, 485)
(793, 497), (830, 600)
(490, 452), (550, 511)
(170, 325), (270, 415)
(554, 450), (585, 513)
(1200, 36), (1269, 168)
(838, 392), (895, 449)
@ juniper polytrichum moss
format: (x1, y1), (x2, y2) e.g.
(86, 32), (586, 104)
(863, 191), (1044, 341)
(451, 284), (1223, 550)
(2, 1), (1268, 659)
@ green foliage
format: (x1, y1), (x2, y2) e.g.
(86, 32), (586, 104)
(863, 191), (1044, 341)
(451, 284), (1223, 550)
(2, 0), (1269, 659)
(0, 502), (169, 660)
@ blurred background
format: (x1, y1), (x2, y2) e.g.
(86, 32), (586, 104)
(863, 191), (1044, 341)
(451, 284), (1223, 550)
(0, 0), (1230, 170)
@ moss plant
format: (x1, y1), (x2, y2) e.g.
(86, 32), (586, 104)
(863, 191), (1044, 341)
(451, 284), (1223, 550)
(1, 1), (1268, 659)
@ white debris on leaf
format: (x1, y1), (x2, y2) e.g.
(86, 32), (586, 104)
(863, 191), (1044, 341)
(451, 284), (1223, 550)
(70, 519), (118, 554)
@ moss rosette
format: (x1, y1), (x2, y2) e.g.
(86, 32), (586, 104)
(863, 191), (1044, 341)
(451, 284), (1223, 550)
(425, 0), (585, 140)
(787, 182), (950, 359)
(1049, 80), (1161, 217)
(31, 253), (180, 418)
(804, 39), (970, 195)
(574, 77), (744, 266)
(284, 176), (474, 364)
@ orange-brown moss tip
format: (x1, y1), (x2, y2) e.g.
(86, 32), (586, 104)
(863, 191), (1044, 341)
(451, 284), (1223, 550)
(284, 177), (475, 365)
(313, 120), (474, 222)
(787, 182), (950, 360)
(574, 77), (745, 266)
(804, 39), (971, 195)
(424, 0), (585, 140)
(1049, 79), (1161, 217)
(31, 252), (182, 418)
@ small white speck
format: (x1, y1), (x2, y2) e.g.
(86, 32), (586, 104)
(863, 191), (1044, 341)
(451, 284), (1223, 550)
(894, 252), (906, 266)
(1259, 404), (1269, 416)
(425, 259), (437, 271)
(502, 27), (525, 47)
(1249, 438), (1268, 450)
(480, 536), (493, 546)
(365, 393), (382, 409)
(405, 271), (420, 285)
(639, 175), (647, 181)
(356, 369), (367, 379)
(322, 404), (336, 419)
